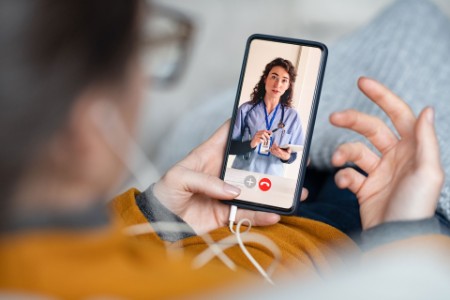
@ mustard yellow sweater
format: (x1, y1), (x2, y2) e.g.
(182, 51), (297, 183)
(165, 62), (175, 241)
(1, 189), (448, 299)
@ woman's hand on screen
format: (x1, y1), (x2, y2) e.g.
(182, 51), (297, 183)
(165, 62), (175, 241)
(250, 130), (271, 148)
(270, 143), (291, 160)
(330, 77), (444, 230)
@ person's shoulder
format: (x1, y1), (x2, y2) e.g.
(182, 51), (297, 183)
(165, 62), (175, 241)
(240, 101), (254, 108)
(238, 101), (255, 112)
(285, 106), (300, 117)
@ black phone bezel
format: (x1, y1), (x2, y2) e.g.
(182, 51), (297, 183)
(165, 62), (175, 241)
(220, 34), (328, 215)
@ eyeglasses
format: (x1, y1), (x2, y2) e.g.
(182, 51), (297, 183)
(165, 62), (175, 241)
(141, 2), (194, 88)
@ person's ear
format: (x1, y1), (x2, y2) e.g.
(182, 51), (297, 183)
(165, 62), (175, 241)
(49, 88), (125, 184)
(86, 98), (129, 153)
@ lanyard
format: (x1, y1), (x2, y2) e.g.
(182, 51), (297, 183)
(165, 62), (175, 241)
(263, 103), (280, 131)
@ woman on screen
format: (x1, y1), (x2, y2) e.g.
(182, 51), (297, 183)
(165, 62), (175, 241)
(230, 57), (305, 177)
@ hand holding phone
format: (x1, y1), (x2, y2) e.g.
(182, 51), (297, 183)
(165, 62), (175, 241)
(222, 34), (327, 214)
(153, 121), (283, 235)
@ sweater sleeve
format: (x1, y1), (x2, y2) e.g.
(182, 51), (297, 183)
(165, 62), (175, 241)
(109, 188), (195, 244)
(229, 140), (255, 155)
(280, 152), (297, 164)
(136, 184), (196, 242)
(360, 217), (443, 251)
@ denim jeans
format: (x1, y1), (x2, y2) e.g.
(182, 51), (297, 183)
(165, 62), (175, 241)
(295, 168), (362, 242)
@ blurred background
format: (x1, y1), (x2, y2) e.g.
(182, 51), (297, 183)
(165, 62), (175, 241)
(133, 0), (450, 186)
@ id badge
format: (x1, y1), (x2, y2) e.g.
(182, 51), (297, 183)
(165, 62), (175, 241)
(258, 136), (272, 156)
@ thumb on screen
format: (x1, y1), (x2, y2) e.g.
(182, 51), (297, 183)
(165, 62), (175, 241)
(180, 168), (241, 200)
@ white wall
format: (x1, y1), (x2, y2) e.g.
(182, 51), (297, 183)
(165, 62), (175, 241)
(284, 46), (322, 179)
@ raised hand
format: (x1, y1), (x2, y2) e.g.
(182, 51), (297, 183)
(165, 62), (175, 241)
(330, 77), (444, 230)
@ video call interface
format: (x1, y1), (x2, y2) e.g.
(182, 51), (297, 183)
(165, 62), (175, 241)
(223, 39), (323, 210)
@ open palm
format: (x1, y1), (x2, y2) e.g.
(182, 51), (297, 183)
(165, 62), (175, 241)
(330, 78), (444, 230)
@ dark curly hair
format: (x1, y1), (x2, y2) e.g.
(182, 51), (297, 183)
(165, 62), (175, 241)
(249, 57), (297, 107)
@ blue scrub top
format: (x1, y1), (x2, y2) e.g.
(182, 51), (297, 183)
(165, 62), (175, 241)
(231, 101), (305, 176)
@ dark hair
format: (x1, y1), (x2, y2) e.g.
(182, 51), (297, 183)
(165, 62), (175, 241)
(249, 57), (297, 107)
(0, 1), (141, 226)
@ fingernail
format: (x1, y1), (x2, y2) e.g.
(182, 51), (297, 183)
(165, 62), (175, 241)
(359, 77), (376, 89)
(333, 149), (342, 158)
(224, 183), (241, 196)
(269, 214), (281, 223)
(427, 107), (434, 124)
(330, 112), (343, 122)
(336, 175), (348, 187)
(332, 150), (342, 164)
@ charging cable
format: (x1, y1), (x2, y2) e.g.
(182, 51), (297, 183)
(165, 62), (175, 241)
(228, 205), (239, 234)
(228, 205), (275, 285)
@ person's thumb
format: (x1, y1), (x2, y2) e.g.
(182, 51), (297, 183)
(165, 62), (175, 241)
(179, 167), (241, 200)
(235, 208), (280, 227)
(415, 107), (441, 170)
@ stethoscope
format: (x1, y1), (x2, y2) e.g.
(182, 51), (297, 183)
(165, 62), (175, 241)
(241, 101), (285, 160)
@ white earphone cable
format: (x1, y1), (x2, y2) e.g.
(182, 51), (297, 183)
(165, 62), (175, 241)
(228, 205), (276, 285)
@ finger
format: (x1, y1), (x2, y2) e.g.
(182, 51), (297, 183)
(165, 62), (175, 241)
(270, 148), (283, 157)
(235, 209), (280, 226)
(335, 168), (366, 194)
(270, 151), (282, 160)
(175, 167), (241, 200)
(300, 188), (309, 201)
(257, 132), (266, 141)
(255, 134), (266, 144)
(330, 109), (398, 154)
(278, 148), (290, 154)
(415, 107), (445, 180)
(332, 142), (380, 174)
(358, 77), (416, 137)
(262, 132), (271, 140)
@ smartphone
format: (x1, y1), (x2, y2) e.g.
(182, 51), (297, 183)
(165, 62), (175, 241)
(221, 34), (327, 214)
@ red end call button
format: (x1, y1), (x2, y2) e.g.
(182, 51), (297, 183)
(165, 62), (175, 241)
(258, 178), (272, 192)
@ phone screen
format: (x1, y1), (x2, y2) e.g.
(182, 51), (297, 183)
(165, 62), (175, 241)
(221, 35), (327, 214)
